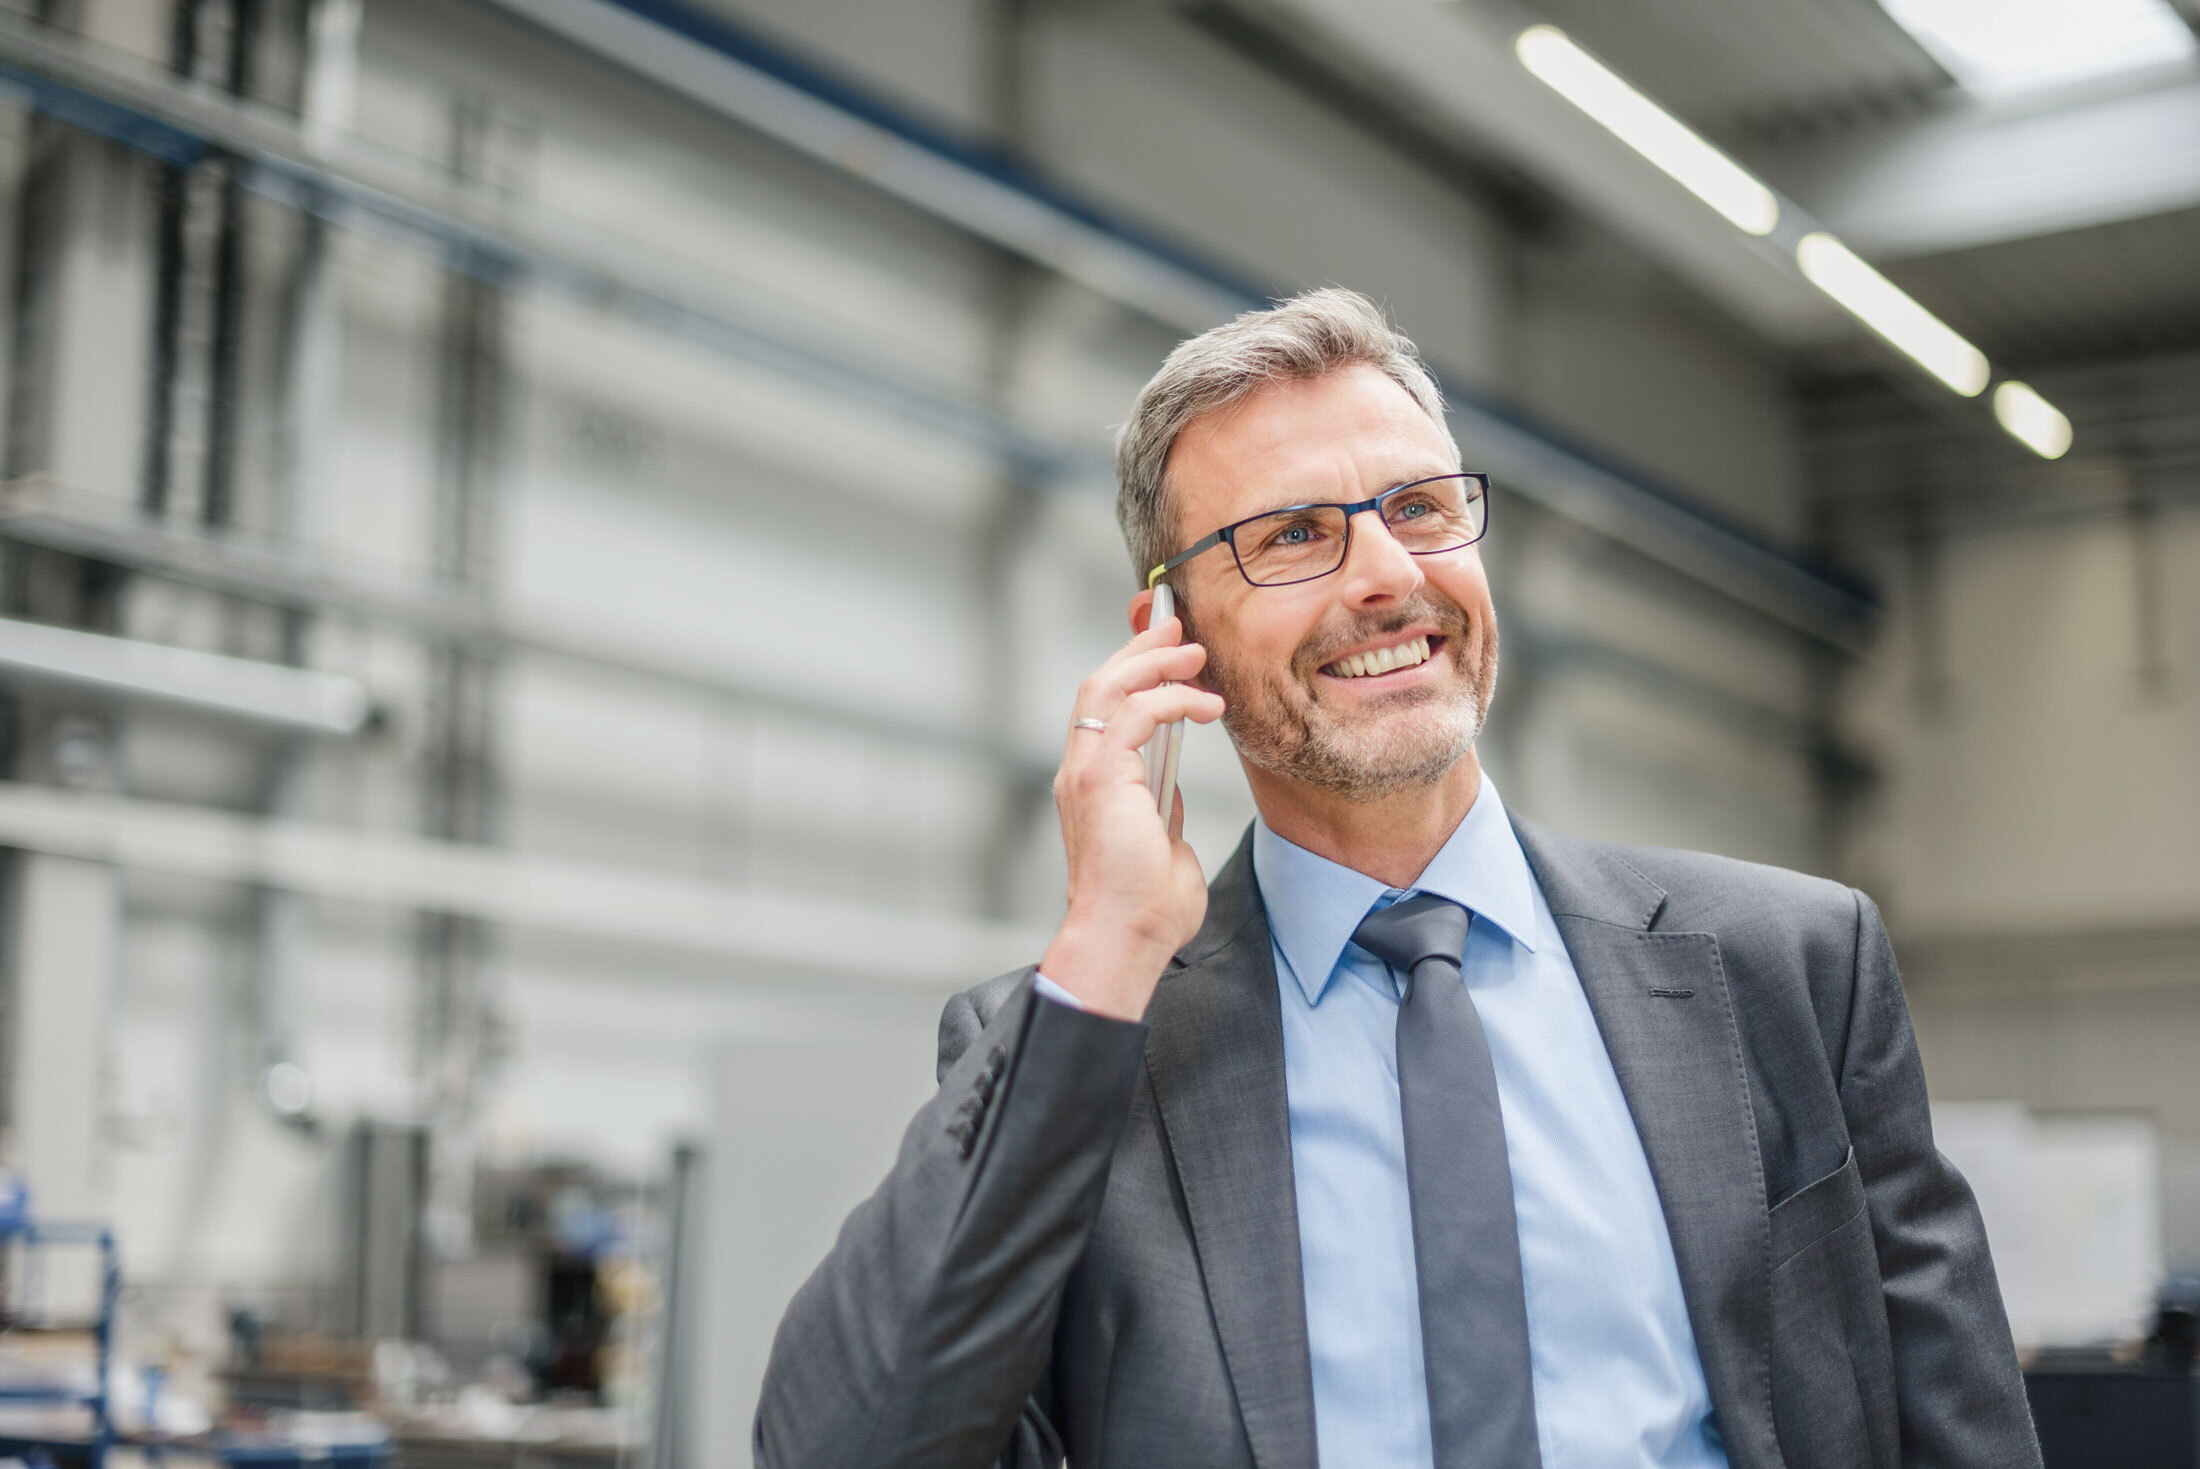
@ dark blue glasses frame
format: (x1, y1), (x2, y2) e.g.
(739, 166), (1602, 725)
(1146, 472), (1491, 589)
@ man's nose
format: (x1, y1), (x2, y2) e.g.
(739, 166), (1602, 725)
(1335, 509), (1425, 604)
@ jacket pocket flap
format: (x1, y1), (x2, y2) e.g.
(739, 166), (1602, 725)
(1769, 1146), (1865, 1268)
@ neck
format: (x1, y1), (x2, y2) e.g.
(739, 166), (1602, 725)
(1246, 749), (1483, 890)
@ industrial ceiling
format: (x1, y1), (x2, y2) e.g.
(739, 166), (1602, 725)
(1511, 0), (2200, 370)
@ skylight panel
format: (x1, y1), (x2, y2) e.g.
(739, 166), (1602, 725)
(1879, 0), (2198, 98)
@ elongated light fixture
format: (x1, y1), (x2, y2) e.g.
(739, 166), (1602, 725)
(1515, 25), (1779, 237)
(1993, 381), (2074, 459)
(1795, 232), (1990, 397)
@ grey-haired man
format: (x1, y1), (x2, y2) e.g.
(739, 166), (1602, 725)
(754, 289), (2040, 1469)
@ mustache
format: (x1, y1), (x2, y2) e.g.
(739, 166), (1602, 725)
(1295, 594), (1472, 673)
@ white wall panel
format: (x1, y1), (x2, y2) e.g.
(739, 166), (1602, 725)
(1845, 509), (2200, 933)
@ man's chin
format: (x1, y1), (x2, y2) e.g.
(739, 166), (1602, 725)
(1244, 703), (1482, 801)
(1328, 727), (1476, 795)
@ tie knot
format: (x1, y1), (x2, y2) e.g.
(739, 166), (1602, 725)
(1350, 892), (1471, 984)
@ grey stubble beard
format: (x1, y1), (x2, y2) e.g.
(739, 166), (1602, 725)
(1188, 592), (1496, 801)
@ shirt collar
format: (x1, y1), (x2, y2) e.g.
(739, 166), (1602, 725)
(1252, 778), (1541, 1008)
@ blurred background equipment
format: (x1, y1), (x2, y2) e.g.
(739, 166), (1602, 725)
(0, 0), (2190, 1466)
(0, 1202), (120, 1469)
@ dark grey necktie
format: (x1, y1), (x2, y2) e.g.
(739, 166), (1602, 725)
(1352, 892), (1542, 1469)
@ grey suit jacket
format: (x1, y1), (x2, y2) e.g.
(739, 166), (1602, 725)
(755, 821), (2042, 1469)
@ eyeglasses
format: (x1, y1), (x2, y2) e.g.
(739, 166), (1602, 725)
(1146, 473), (1490, 590)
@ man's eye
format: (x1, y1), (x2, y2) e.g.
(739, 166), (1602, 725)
(1277, 525), (1312, 545)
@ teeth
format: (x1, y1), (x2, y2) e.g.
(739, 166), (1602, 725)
(1329, 636), (1431, 678)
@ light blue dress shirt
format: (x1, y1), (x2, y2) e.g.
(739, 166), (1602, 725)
(1255, 781), (1725, 1469)
(1035, 781), (1726, 1467)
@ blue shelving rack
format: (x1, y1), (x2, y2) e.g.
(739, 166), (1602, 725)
(0, 1218), (120, 1469)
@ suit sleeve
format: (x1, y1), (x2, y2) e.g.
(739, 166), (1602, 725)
(752, 969), (1148, 1469)
(1839, 891), (2043, 1469)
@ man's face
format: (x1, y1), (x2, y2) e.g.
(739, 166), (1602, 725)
(1156, 364), (1499, 800)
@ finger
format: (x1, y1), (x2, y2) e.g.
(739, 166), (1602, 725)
(1095, 684), (1225, 758)
(1168, 785), (1186, 842)
(1129, 609), (1185, 650)
(1069, 609), (1192, 710)
(1063, 646), (1208, 761)
(1073, 640), (1207, 718)
(1088, 613), (1186, 684)
(1062, 685), (1220, 785)
(1087, 613), (1181, 678)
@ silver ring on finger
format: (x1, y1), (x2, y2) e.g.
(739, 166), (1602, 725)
(1071, 717), (1108, 734)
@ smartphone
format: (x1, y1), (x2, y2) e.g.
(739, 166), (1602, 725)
(1143, 582), (1187, 820)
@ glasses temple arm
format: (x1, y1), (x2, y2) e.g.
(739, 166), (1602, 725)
(1148, 529), (1226, 588)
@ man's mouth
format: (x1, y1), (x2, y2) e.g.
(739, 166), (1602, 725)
(1320, 634), (1440, 680)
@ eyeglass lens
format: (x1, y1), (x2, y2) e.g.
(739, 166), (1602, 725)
(1232, 475), (1485, 586)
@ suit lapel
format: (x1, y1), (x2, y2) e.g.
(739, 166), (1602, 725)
(1515, 821), (1779, 1469)
(1144, 835), (1318, 1469)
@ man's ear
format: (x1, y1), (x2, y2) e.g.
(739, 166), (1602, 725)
(1128, 587), (1158, 636)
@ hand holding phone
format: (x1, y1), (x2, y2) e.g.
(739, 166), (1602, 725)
(1142, 583), (1187, 821)
(1039, 586), (1222, 1019)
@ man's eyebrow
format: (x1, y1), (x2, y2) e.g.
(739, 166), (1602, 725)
(1239, 469), (1459, 519)
(1238, 493), (1329, 518)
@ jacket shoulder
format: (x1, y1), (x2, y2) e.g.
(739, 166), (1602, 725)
(1520, 818), (1865, 993)
(1603, 841), (1857, 937)
(1550, 835), (1873, 1087)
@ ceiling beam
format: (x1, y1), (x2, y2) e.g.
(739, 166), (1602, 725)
(1753, 60), (2200, 260)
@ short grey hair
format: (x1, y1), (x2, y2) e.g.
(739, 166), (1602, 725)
(1113, 287), (1458, 587)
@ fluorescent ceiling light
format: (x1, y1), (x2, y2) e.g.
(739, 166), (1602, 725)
(1795, 232), (1990, 396)
(1514, 25), (1779, 236)
(1878, 0), (2197, 97)
(1993, 382), (2075, 458)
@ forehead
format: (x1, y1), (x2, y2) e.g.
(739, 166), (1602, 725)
(1166, 364), (1455, 534)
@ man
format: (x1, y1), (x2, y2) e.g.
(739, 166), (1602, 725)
(754, 289), (2040, 1469)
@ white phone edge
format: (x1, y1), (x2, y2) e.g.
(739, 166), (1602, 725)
(1144, 583), (1186, 819)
